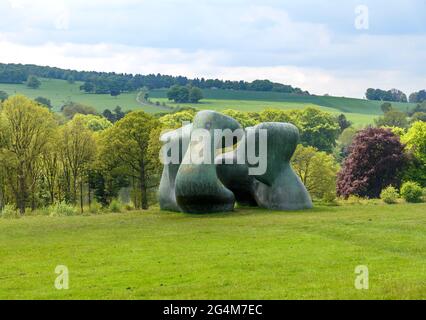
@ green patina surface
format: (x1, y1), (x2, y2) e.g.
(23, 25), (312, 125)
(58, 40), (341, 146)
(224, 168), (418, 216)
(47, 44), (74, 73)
(160, 111), (313, 213)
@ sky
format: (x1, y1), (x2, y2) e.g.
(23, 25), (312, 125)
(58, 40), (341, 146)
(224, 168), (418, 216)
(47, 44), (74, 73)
(0, 0), (425, 98)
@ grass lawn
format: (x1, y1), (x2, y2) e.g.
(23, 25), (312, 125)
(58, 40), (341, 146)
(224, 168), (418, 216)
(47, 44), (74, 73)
(0, 203), (425, 300)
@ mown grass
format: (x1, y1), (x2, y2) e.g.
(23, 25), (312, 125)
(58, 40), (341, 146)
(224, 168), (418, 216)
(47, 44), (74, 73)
(0, 203), (425, 300)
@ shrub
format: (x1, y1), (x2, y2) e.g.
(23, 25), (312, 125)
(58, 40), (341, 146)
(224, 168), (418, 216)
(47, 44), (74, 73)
(33, 207), (51, 216)
(1, 204), (19, 219)
(124, 202), (135, 211)
(400, 182), (423, 203)
(109, 199), (122, 213)
(380, 186), (399, 204)
(346, 195), (362, 205)
(49, 201), (77, 217)
(89, 201), (102, 215)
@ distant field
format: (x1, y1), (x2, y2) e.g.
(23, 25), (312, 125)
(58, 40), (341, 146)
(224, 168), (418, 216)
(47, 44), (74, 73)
(149, 97), (375, 125)
(149, 89), (416, 126)
(149, 88), (415, 115)
(1, 204), (425, 299)
(0, 79), (160, 113)
(0, 79), (417, 126)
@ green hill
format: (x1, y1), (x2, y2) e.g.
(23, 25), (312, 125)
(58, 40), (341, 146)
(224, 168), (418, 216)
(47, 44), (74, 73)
(0, 78), (161, 114)
(0, 78), (417, 125)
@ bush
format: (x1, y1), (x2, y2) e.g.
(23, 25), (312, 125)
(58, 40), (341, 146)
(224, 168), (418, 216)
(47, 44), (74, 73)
(346, 195), (362, 205)
(49, 201), (77, 217)
(380, 186), (399, 204)
(88, 201), (102, 215)
(400, 182), (423, 203)
(109, 199), (122, 213)
(1, 204), (19, 219)
(34, 207), (51, 216)
(124, 202), (135, 211)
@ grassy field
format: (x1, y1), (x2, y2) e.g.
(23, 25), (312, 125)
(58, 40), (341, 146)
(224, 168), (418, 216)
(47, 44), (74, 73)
(0, 204), (425, 300)
(0, 79), (417, 126)
(0, 79), (161, 114)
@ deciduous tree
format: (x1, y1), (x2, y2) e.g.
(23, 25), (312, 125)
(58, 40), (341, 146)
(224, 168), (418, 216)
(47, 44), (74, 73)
(337, 128), (406, 198)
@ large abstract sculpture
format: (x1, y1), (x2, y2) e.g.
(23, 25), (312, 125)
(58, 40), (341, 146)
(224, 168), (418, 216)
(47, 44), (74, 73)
(158, 110), (313, 213)
(248, 122), (313, 210)
(215, 134), (258, 207)
(159, 124), (192, 212)
(174, 111), (241, 213)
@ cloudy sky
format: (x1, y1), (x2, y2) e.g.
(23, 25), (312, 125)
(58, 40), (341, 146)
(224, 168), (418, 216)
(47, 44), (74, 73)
(0, 0), (425, 98)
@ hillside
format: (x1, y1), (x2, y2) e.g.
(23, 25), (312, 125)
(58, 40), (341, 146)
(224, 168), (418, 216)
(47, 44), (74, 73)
(0, 78), (417, 125)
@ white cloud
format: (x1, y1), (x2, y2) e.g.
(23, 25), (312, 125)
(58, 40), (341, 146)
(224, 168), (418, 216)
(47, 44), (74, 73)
(1, 40), (424, 98)
(0, 0), (425, 98)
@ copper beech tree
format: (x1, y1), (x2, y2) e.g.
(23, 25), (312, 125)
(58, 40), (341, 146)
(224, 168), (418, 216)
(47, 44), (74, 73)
(337, 127), (407, 199)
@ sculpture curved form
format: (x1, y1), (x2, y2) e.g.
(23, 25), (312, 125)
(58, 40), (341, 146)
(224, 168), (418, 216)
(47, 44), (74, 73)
(215, 134), (258, 207)
(159, 124), (192, 212)
(175, 111), (241, 213)
(248, 122), (313, 211)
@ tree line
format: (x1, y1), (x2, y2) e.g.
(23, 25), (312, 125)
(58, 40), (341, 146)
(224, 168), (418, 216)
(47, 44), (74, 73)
(366, 88), (426, 103)
(1, 94), (424, 216)
(0, 63), (309, 96)
(0, 95), (163, 215)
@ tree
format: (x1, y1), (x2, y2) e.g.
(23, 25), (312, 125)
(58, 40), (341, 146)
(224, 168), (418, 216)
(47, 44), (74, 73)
(336, 114), (352, 132)
(61, 102), (98, 119)
(26, 75), (41, 89)
(380, 102), (393, 113)
(60, 117), (96, 210)
(101, 111), (161, 209)
(40, 129), (62, 205)
(293, 108), (340, 153)
(73, 114), (112, 132)
(292, 145), (339, 200)
(0, 90), (8, 102)
(189, 87), (203, 103)
(222, 110), (259, 128)
(34, 96), (52, 109)
(409, 90), (426, 103)
(334, 127), (357, 162)
(259, 108), (293, 123)
(375, 109), (408, 128)
(67, 75), (75, 84)
(411, 112), (426, 123)
(407, 102), (426, 117)
(110, 89), (121, 97)
(337, 128), (407, 198)
(401, 121), (426, 187)
(80, 81), (95, 93)
(0, 96), (55, 214)
(366, 88), (407, 102)
(159, 110), (196, 129)
(167, 85), (190, 103)
(102, 106), (126, 123)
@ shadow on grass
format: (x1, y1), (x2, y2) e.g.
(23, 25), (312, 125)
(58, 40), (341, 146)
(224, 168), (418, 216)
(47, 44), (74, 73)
(158, 205), (331, 220)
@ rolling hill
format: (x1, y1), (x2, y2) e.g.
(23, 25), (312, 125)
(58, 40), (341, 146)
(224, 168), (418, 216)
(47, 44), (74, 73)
(0, 78), (417, 125)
